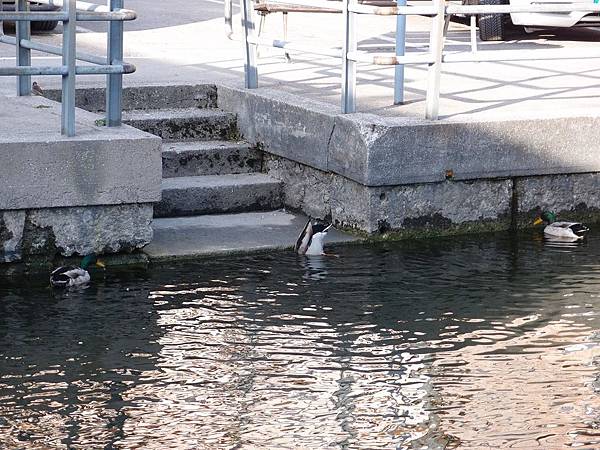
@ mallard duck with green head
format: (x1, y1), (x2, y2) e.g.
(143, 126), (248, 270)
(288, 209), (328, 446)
(533, 211), (589, 241)
(50, 253), (105, 288)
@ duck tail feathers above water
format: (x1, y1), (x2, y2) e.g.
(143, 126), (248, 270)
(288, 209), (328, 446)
(295, 217), (313, 255)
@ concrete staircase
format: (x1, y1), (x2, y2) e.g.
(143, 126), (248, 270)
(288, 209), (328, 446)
(121, 95), (284, 223)
(44, 84), (358, 259)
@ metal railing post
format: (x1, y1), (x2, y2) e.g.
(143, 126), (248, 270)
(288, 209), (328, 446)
(107, 0), (124, 126)
(394, 0), (406, 105)
(16, 0), (31, 96)
(425, 0), (445, 120)
(225, 0), (233, 39)
(341, 0), (356, 113)
(241, 0), (258, 88)
(470, 15), (477, 53)
(62, 0), (76, 136)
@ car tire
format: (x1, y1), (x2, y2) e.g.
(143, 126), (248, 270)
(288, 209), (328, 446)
(478, 0), (506, 41)
(31, 20), (58, 32)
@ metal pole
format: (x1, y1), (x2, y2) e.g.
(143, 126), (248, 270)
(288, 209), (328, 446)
(16, 0), (31, 95)
(283, 11), (291, 61)
(62, 0), (76, 136)
(241, 0), (258, 88)
(225, 0), (233, 38)
(341, 0), (356, 113)
(425, 0), (445, 120)
(470, 15), (477, 53)
(106, 0), (123, 126)
(393, 0), (406, 104)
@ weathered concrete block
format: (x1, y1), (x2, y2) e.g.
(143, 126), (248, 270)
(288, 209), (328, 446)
(370, 178), (513, 234)
(20, 203), (154, 258)
(0, 204), (154, 263)
(0, 137), (161, 210)
(264, 156), (372, 230)
(0, 96), (162, 211)
(330, 115), (600, 187)
(0, 211), (26, 263)
(515, 173), (600, 226)
(162, 141), (262, 177)
(218, 85), (337, 171)
(123, 108), (237, 142)
(265, 155), (513, 234)
(155, 174), (283, 218)
(216, 83), (600, 188)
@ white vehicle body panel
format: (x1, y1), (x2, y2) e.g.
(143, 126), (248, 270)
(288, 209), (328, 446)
(510, 0), (600, 27)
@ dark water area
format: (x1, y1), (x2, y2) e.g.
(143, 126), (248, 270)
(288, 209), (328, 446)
(2, 229), (600, 449)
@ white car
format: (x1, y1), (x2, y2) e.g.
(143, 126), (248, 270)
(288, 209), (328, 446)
(477, 0), (600, 40)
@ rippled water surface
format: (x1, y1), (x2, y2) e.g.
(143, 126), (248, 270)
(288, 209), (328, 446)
(2, 231), (600, 449)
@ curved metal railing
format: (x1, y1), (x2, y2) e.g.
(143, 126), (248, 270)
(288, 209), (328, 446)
(0, 0), (136, 135)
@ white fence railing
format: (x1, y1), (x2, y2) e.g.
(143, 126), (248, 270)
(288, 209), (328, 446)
(226, 0), (600, 119)
(0, 0), (135, 135)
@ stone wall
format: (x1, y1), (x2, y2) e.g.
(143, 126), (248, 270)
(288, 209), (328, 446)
(0, 95), (161, 264)
(218, 83), (600, 235)
(1, 205), (154, 263)
(264, 155), (600, 236)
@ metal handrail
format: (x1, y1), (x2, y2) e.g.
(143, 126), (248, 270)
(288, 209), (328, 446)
(0, 0), (136, 136)
(229, 0), (600, 119)
(0, 10), (136, 20)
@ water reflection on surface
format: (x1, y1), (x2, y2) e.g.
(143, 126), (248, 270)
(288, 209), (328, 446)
(2, 230), (600, 448)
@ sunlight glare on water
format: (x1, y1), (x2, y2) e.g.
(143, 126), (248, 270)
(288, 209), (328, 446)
(2, 230), (600, 449)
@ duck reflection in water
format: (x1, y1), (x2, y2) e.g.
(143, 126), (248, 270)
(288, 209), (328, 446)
(532, 228), (584, 251)
(543, 235), (586, 250)
(300, 254), (329, 281)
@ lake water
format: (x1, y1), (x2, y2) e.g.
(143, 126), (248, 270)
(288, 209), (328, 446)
(1, 230), (600, 449)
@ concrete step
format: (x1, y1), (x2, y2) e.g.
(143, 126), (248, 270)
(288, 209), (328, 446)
(154, 173), (283, 218)
(44, 85), (218, 113)
(162, 140), (262, 177)
(145, 210), (361, 259)
(123, 108), (237, 141)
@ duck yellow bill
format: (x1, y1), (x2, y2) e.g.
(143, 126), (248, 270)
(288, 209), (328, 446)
(96, 261), (106, 268)
(533, 217), (544, 226)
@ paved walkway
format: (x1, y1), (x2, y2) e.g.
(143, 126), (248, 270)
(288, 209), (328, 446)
(0, 1), (599, 121)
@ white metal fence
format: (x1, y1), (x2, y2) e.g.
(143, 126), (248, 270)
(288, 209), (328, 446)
(226, 0), (600, 119)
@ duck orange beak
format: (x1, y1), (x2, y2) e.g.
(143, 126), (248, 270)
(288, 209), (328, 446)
(96, 261), (106, 268)
(533, 217), (544, 226)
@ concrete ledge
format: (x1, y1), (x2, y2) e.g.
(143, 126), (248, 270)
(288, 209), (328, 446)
(330, 114), (600, 186)
(44, 84), (218, 112)
(155, 173), (283, 217)
(218, 85), (337, 170)
(218, 83), (600, 187)
(122, 108), (237, 142)
(0, 95), (162, 210)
